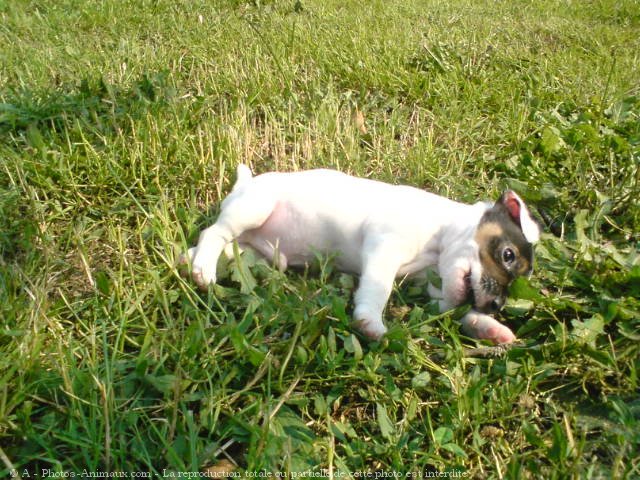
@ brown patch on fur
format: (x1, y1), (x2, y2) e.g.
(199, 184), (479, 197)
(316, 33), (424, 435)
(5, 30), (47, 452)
(475, 220), (534, 289)
(475, 222), (510, 286)
(514, 256), (533, 277)
(475, 221), (503, 242)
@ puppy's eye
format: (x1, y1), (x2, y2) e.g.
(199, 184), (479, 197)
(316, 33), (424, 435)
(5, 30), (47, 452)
(502, 247), (516, 265)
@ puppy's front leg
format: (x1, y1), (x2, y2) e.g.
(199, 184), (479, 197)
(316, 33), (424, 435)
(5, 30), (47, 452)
(460, 311), (516, 344)
(353, 239), (405, 340)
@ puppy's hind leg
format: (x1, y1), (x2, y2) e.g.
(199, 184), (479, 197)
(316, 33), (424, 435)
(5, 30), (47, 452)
(190, 186), (276, 290)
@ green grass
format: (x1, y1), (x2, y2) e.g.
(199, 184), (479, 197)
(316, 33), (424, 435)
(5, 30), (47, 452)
(1, 0), (639, 477)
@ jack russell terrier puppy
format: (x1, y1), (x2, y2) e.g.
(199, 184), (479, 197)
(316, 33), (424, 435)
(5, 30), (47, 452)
(183, 165), (540, 344)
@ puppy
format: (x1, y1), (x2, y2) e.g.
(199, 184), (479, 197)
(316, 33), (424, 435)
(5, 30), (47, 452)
(183, 165), (540, 344)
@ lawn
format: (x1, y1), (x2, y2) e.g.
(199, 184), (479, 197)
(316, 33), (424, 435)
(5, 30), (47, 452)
(1, 0), (639, 477)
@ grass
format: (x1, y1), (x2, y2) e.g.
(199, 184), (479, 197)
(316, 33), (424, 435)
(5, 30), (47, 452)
(1, 0), (639, 477)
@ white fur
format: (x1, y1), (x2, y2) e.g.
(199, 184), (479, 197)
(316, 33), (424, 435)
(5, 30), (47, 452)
(185, 166), (525, 344)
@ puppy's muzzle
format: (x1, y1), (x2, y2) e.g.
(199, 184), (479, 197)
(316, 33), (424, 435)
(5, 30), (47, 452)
(476, 296), (505, 315)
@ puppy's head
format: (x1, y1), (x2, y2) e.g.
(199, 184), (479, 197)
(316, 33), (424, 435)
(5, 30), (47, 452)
(469, 191), (540, 314)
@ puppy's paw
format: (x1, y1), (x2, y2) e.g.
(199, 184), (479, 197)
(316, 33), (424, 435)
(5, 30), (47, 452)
(353, 317), (387, 341)
(460, 311), (516, 345)
(190, 250), (218, 290)
(485, 324), (516, 344)
(178, 247), (195, 265)
(192, 265), (216, 290)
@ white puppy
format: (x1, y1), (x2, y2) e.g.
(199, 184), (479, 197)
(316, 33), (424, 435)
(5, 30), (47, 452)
(184, 165), (540, 344)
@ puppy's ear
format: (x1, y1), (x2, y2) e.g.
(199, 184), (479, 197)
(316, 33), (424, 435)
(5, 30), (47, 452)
(499, 191), (540, 243)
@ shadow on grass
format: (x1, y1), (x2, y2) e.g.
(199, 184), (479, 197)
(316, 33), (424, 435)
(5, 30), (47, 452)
(0, 72), (174, 138)
(0, 72), (176, 264)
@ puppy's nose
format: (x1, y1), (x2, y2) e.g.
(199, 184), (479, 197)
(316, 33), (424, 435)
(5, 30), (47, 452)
(475, 295), (506, 314)
(489, 297), (504, 313)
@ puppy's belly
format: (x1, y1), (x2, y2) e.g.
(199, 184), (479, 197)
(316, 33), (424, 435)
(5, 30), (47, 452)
(239, 201), (364, 273)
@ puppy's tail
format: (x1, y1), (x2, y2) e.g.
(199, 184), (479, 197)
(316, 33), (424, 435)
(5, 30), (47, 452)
(232, 163), (253, 190)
